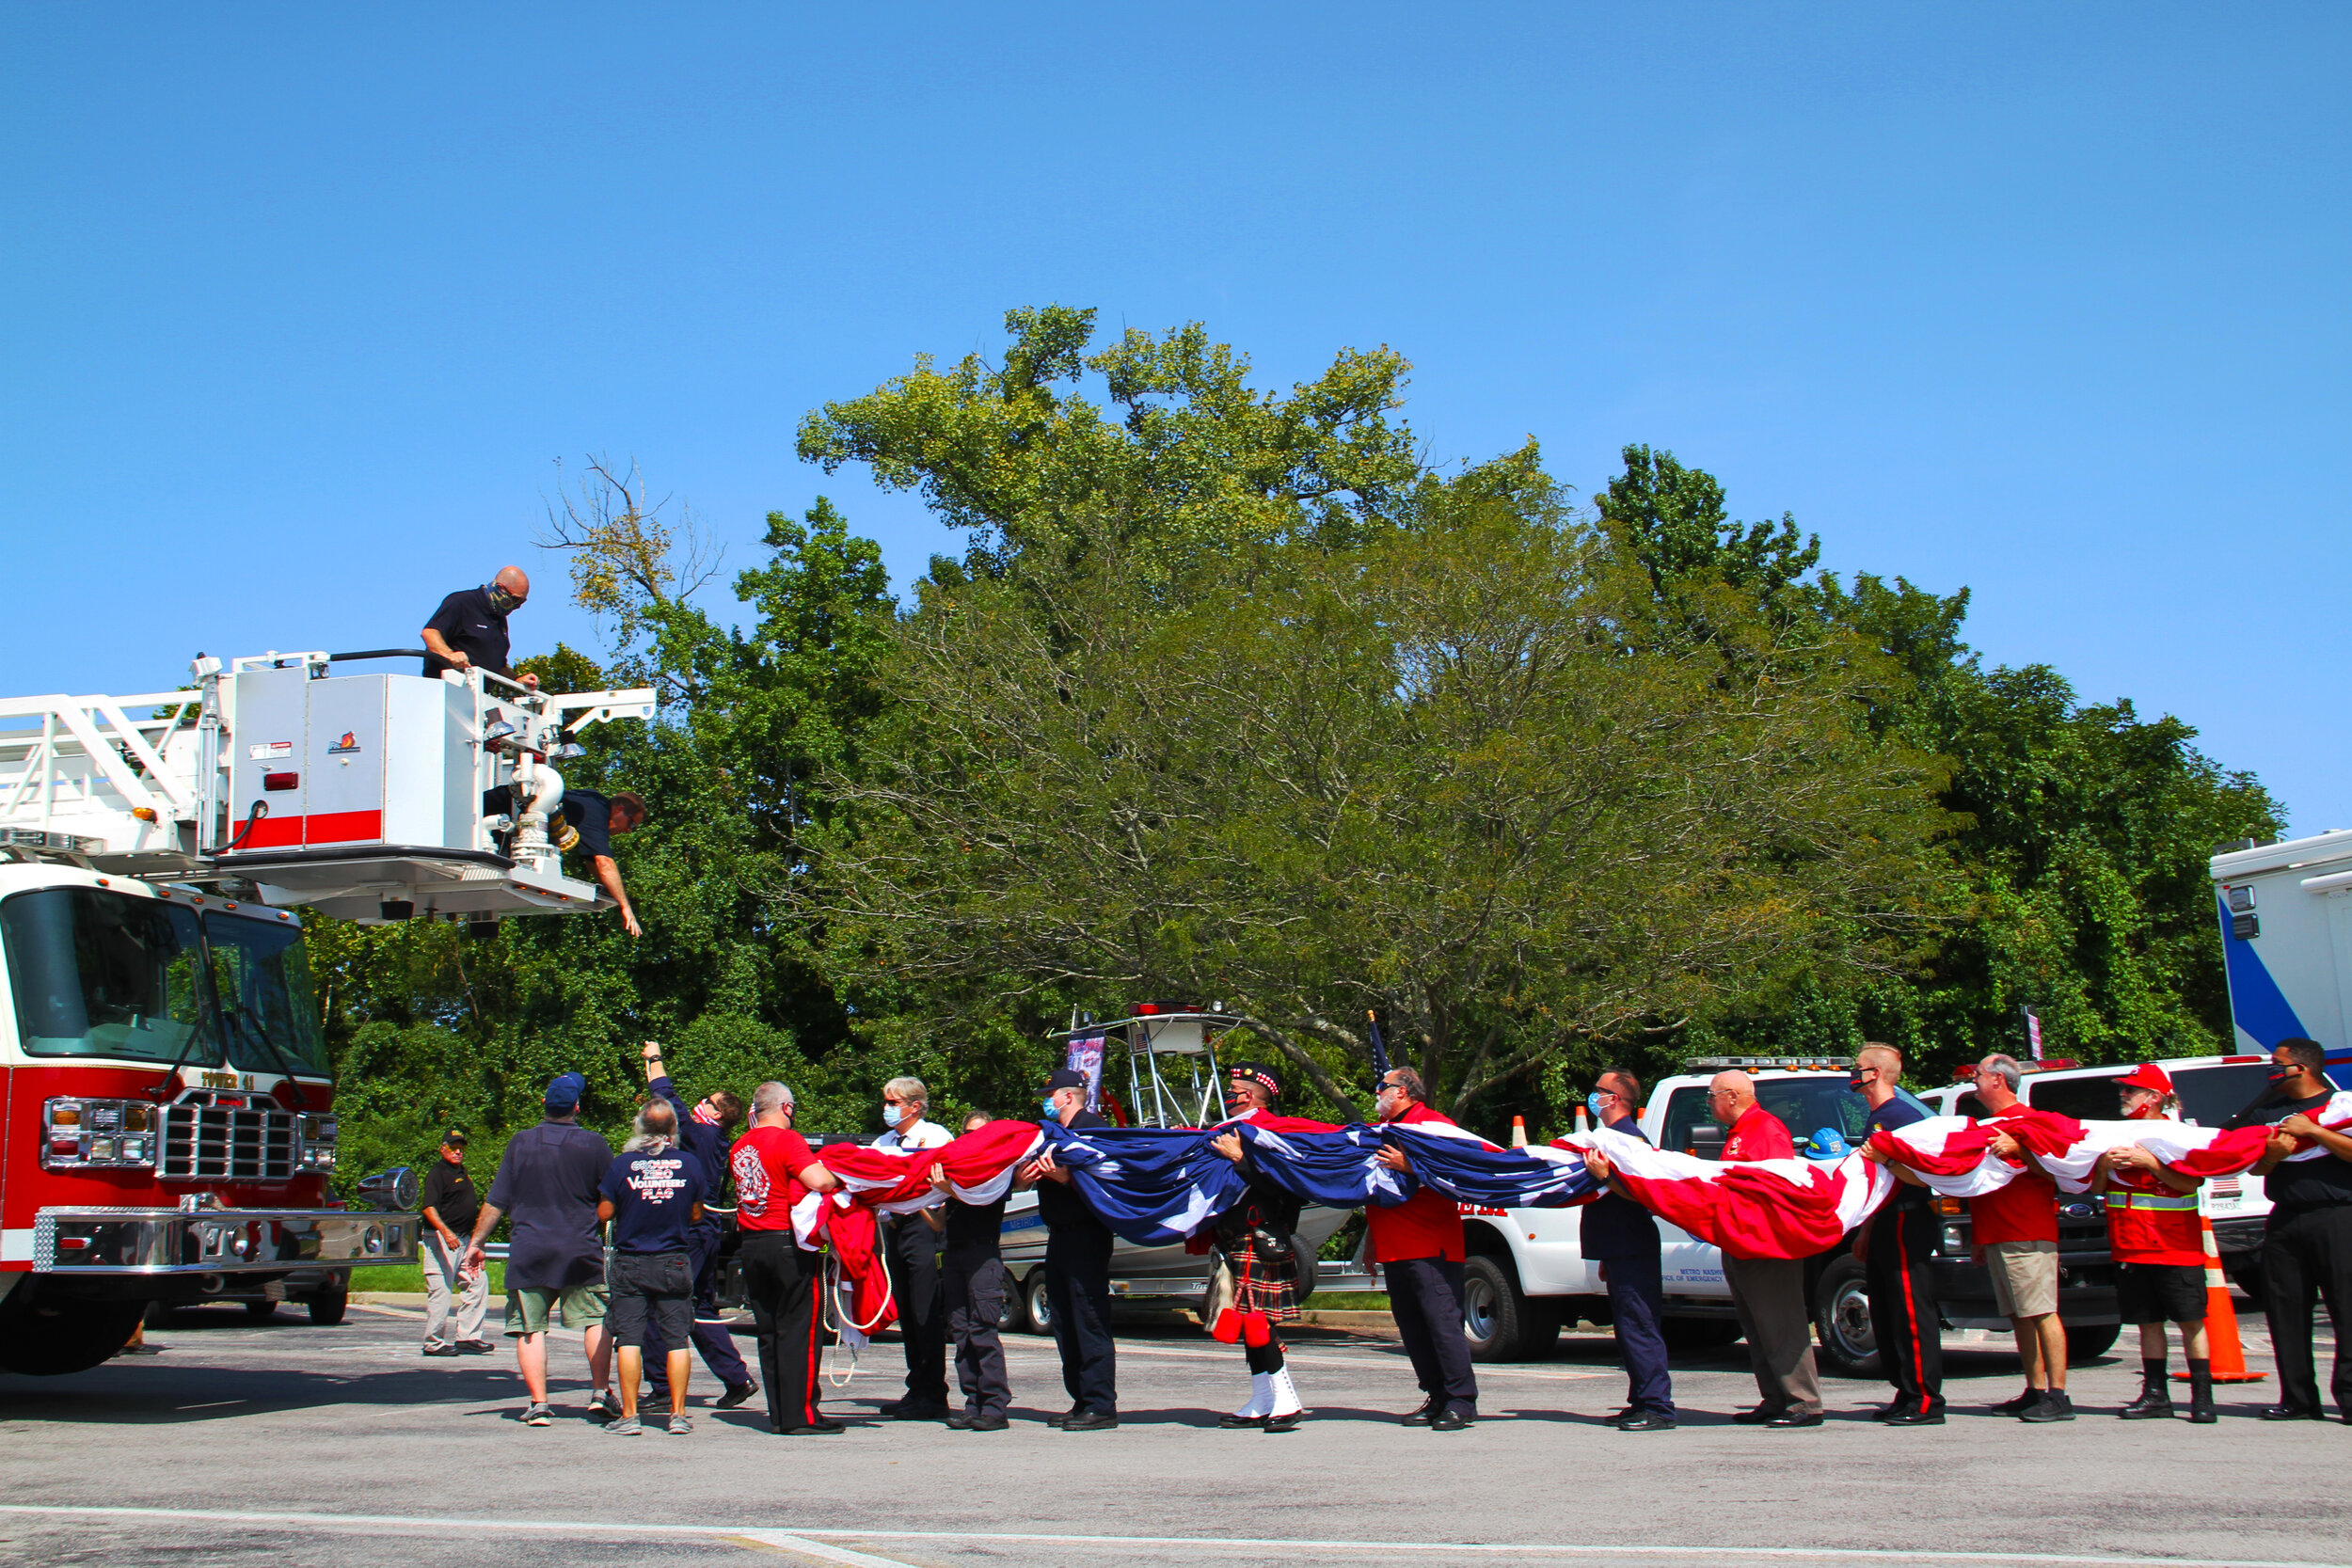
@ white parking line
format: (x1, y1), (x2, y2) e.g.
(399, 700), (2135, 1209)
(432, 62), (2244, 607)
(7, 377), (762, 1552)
(0, 1504), (2342, 1568)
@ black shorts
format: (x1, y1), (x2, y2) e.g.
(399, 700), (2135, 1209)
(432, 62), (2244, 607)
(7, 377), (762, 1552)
(2116, 1260), (2206, 1325)
(605, 1250), (694, 1349)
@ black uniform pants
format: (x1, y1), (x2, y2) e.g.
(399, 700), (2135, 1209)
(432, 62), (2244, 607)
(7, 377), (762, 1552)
(2261, 1204), (2352, 1417)
(1386, 1255), (1479, 1415)
(1045, 1223), (1117, 1414)
(1603, 1252), (1674, 1417)
(884, 1214), (950, 1406)
(739, 1231), (824, 1432)
(1866, 1204), (1943, 1407)
(944, 1251), (1011, 1417)
(644, 1222), (752, 1391)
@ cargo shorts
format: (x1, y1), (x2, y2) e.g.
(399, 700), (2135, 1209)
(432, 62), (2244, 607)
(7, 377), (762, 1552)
(504, 1280), (610, 1337)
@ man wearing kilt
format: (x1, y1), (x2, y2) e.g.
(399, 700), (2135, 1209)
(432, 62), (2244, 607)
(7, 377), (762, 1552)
(1206, 1063), (1310, 1433)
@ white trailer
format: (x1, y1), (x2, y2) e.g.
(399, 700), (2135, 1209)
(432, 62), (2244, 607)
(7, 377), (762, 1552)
(2209, 829), (2352, 1076)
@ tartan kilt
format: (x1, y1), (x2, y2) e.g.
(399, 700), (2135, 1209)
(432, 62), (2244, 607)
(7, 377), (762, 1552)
(1225, 1234), (1302, 1323)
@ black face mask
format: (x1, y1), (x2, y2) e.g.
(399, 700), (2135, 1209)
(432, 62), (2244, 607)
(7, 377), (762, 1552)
(1847, 1073), (1870, 1093)
(485, 585), (523, 614)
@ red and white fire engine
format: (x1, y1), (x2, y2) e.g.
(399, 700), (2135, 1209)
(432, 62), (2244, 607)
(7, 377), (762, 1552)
(0, 647), (651, 1374)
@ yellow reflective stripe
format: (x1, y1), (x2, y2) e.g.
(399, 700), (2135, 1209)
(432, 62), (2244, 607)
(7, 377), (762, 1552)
(2114, 1193), (2200, 1210)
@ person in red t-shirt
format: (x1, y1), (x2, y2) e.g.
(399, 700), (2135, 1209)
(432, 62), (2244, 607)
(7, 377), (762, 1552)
(1368, 1068), (1480, 1430)
(729, 1080), (844, 1435)
(1968, 1053), (2071, 1421)
(1708, 1071), (1822, 1427)
(2094, 1063), (2216, 1424)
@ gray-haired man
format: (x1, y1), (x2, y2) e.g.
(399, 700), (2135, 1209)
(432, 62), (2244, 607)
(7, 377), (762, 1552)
(876, 1075), (954, 1419)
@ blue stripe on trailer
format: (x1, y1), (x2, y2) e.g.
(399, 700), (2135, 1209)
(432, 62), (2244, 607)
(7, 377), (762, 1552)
(2218, 892), (2311, 1048)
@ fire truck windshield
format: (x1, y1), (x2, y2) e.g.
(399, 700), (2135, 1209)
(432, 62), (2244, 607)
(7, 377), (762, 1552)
(1, 887), (220, 1065)
(199, 911), (329, 1076)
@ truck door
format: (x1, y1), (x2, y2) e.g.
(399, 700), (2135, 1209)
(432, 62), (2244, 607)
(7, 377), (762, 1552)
(1652, 1085), (1728, 1297)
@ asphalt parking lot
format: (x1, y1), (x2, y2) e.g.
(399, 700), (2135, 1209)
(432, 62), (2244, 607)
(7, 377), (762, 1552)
(0, 1296), (2344, 1568)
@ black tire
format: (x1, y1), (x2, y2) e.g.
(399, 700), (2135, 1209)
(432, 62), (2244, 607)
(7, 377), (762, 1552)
(308, 1284), (349, 1327)
(245, 1299), (280, 1322)
(1811, 1255), (1880, 1378)
(0, 1296), (147, 1377)
(1661, 1318), (1743, 1353)
(993, 1268), (1023, 1335)
(1460, 1254), (1530, 1363)
(141, 1300), (174, 1330)
(2223, 1253), (2265, 1305)
(2064, 1322), (2121, 1365)
(1022, 1269), (1054, 1336)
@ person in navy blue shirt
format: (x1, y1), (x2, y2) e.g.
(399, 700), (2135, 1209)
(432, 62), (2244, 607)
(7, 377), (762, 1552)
(1577, 1069), (1674, 1432)
(596, 1100), (708, 1435)
(636, 1041), (756, 1410)
(1852, 1044), (1946, 1425)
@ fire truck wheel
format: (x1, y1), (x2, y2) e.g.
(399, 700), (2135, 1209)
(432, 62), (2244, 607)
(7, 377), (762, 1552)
(2062, 1323), (2120, 1364)
(308, 1284), (350, 1326)
(0, 1296), (147, 1377)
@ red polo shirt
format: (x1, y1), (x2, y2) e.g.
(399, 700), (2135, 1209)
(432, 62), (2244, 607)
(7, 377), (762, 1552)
(1722, 1102), (1794, 1162)
(1368, 1103), (1469, 1264)
(1968, 1103), (2059, 1245)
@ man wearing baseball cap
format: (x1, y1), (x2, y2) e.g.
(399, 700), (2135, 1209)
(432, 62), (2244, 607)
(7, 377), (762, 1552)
(1020, 1068), (1118, 1430)
(459, 1071), (619, 1427)
(2093, 1063), (2217, 1423)
(419, 1130), (491, 1356)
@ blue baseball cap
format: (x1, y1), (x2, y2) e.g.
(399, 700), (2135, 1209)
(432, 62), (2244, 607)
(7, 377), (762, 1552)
(544, 1071), (587, 1114)
(1803, 1127), (1849, 1161)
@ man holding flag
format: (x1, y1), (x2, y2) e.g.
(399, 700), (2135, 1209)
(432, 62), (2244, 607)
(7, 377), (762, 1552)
(1206, 1062), (1311, 1433)
(1370, 1068), (1480, 1431)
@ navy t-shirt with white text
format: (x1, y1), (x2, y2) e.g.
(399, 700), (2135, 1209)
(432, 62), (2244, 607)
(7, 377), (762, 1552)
(598, 1146), (708, 1255)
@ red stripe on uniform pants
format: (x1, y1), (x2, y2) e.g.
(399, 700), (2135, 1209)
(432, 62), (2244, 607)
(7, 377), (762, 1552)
(1896, 1231), (1930, 1396)
(802, 1269), (822, 1426)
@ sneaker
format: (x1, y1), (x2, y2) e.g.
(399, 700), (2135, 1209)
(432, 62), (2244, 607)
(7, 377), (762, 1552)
(2019, 1390), (2074, 1424)
(457, 1339), (497, 1355)
(603, 1415), (644, 1435)
(667, 1413), (692, 1435)
(524, 1403), (553, 1427)
(589, 1389), (623, 1421)
(421, 1342), (462, 1357)
(1988, 1388), (2040, 1417)
(715, 1382), (758, 1411)
(963, 1412), (1009, 1432)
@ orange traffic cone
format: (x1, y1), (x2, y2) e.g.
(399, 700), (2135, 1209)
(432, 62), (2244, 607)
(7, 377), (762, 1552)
(2175, 1212), (2265, 1384)
(1511, 1115), (1529, 1148)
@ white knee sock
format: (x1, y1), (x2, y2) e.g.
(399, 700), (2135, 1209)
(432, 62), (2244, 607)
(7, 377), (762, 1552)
(1268, 1366), (1302, 1418)
(1233, 1371), (1272, 1418)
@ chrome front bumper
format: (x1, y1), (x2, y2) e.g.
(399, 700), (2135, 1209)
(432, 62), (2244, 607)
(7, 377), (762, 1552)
(33, 1206), (419, 1274)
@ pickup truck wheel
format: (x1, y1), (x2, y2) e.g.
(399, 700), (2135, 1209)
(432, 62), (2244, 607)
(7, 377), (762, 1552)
(1811, 1256), (1880, 1378)
(1460, 1255), (1527, 1362)
(0, 1297), (147, 1377)
(245, 1299), (280, 1322)
(2063, 1323), (2120, 1364)
(307, 1283), (349, 1326)
(1022, 1269), (1055, 1336)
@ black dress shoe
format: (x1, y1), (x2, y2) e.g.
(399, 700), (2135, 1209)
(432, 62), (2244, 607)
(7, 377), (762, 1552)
(1062, 1410), (1120, 1432)
(964, 1412), (1009, 1432)
(716, 1382), (758, 1411)
(1732, 1404), (1783, 1425)
(1398, 1399), (1438, 1426)
(1614, 1413), (1676, 1432)
(2262, 1404), (2325, 1420)
(947, 1411), (976, 1430)
(1761, 1410), (1823, 1428)
(1430, 1407), (1474, 1432)
(1046, 1405), (1082, 1428)
(1218, 1412), (1267, 1429)
(781, 1420), (846, 1435)
(1874, 1399), (1916, 1422)
(892, 1401), (952, 1421)
(1883, 1404), (1947, 1426)
(1263, 1411), (1304, 1433)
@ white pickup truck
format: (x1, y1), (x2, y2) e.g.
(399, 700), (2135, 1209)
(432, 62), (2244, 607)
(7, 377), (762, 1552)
(1454, 1057), (2121, 1376)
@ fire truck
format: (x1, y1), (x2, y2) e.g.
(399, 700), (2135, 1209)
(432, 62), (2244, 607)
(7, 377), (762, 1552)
(0, 646), (651, 1375)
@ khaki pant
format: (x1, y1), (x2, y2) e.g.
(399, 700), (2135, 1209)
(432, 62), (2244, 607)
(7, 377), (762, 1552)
(1723, 1253), (1820, 1417)
(422, 1230), (487, 1347)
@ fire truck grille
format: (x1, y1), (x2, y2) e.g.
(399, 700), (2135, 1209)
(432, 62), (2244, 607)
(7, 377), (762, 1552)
(159, 1103), (297, 1182)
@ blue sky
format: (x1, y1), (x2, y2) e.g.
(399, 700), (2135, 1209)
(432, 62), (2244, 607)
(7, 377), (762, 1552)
(6, 5), (2346, 826)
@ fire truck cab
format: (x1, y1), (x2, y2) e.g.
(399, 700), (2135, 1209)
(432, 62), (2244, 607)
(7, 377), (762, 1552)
(0, 648), (651, 1374)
